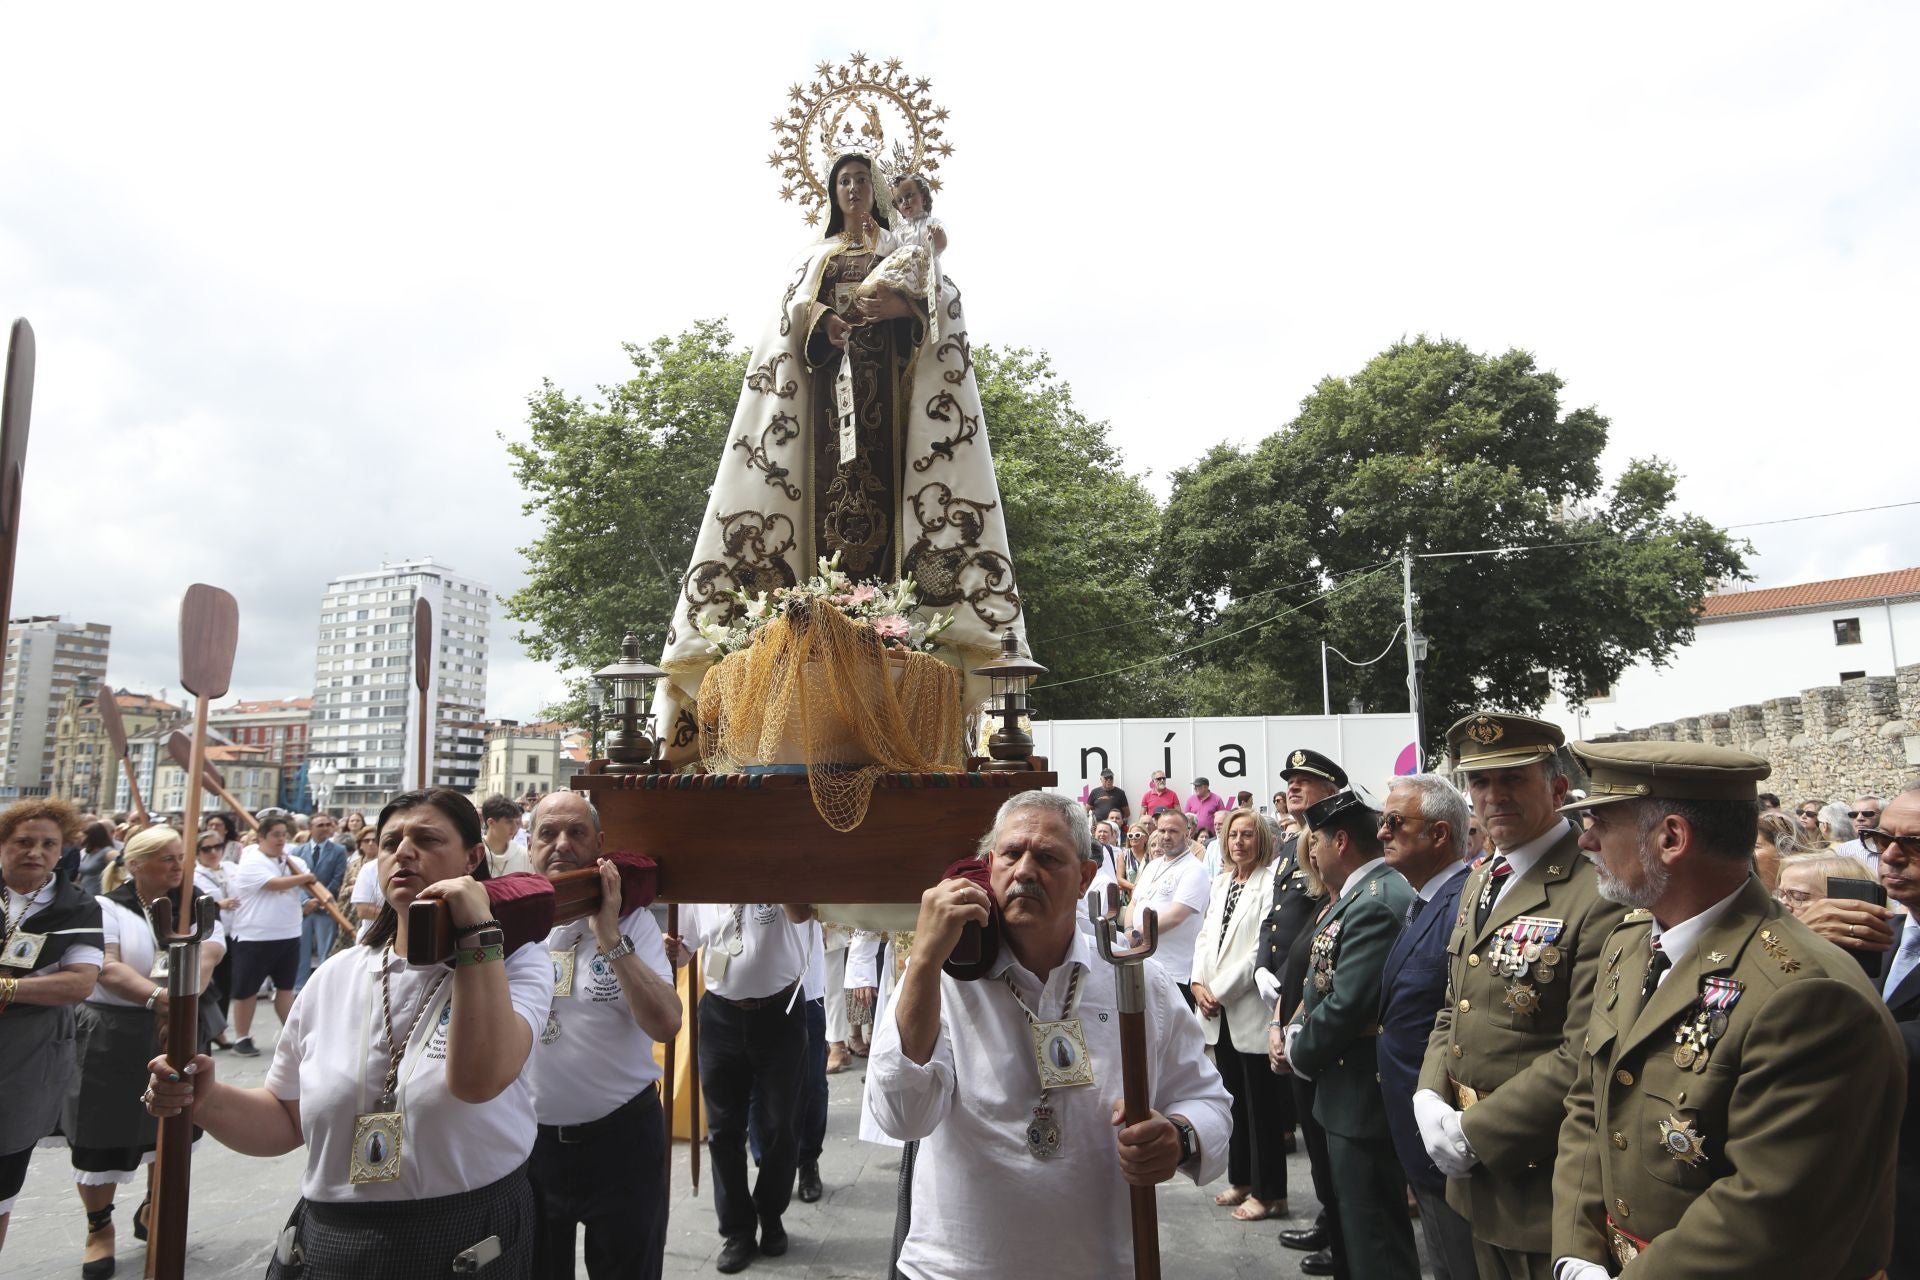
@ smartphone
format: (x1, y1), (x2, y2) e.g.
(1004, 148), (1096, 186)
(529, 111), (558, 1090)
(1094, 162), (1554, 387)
(1826, 876), (1888, 978)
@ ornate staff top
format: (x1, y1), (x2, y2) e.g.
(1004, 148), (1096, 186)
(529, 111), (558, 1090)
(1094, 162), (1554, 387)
(768, 51), (955, 227)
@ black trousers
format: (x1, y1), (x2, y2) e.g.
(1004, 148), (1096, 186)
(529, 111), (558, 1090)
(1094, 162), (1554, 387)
(1216, 1021), (1288, 1202)
(1293, 1076), (1348, 1280)
(698, 991), (806, 1242)
(749, 996), (826, 1167)
(530, 1086), (666, 1280)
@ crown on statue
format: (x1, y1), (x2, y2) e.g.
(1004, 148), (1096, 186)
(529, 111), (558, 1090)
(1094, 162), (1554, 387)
(769, 51), (955, 228)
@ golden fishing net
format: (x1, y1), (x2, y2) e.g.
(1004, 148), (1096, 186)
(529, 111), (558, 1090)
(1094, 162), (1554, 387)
(698, 599), (966, 831)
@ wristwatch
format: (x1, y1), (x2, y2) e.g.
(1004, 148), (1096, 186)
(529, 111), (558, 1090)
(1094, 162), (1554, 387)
(1168, 1114), (1198, 1165)
(603, 934), (636, 961)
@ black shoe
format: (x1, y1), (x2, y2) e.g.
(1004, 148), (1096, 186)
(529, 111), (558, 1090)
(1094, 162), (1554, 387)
(796, 1161), (823, 1203)
(82, 1206), (116, 1279)
(233, 1036), (260, 1057)
(759, 1219), (789, 1256)
(132, 1197), (149, 1242)
(716, 1236), (755, 1273)
(1279, 1225), (1329, 1251)
(1299, 1247), (1337, 1276)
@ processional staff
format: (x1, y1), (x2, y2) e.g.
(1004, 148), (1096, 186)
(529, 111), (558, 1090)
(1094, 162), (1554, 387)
(1091, 884), (1162, 1280)
(145, 584), (238, 1280)
(96, 679), (152, 826)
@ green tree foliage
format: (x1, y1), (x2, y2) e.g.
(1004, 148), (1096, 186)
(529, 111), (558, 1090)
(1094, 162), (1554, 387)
(504, 320), (746, 715)
(506, 327), (1166, 722)
(1154, 337), (1748, 740)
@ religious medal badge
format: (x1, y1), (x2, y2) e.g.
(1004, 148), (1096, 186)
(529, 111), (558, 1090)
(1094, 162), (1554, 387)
(351, 950), (450, 1186)
(0, 900), (45, 970)
(551, 945), (576, 999)
(1006, 967), (1094, 1159)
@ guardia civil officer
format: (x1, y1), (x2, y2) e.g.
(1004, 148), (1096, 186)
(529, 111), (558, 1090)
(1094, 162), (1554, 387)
(1277, 789), (1419, 1280)
(1415, 713), (1628, 1280)
(1551, 740), (1904, 1278)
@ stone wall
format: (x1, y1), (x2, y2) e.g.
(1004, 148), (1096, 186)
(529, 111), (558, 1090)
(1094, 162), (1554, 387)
(1595, 665), (1920, 803)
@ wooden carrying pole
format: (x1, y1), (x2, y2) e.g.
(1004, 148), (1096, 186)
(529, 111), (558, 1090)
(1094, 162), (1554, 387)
(0, 319), (33, 630)
(1092, 886), (1162, 1280)
(413, 596), (431, 789)
(147, 584), (238, 1280)
(663, 904), (677, 1194)
(166, 731), (260, 832)
(96, 679), (150, 825)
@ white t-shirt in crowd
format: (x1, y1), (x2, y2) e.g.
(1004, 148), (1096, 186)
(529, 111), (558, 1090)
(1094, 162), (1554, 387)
(266, 943), (551, 1203)
(93, 893), (228, 1009)
(801, 920), (827, 1000)
(230, 848), (310, 941)
(685, 903), (811, 1002)
(1132, 851), (1212, 984)
(527, 907), (671, 1126)
(483, 843), (534, 879)
(350, 862), (382, 940)
(193, 863), (234, 932)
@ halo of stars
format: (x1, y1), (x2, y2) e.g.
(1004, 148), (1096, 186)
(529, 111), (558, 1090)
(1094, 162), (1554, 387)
(769, 52), (953, 228)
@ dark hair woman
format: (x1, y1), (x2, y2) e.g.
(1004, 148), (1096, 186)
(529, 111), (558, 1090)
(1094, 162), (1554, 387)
(143, 788), (553, 1278)
(77, 821), (116, 897)
(0, 799), (103, 1272)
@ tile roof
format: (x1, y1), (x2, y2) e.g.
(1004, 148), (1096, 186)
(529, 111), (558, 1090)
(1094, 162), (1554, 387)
(218, 697), (313, 714)
(114, 691), (179, 713)
(1702, 567), (1920, 619)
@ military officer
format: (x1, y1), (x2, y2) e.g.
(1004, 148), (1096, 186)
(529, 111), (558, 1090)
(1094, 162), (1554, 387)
(1279, 789), (1420, 1280)
(1260, 749), (1346, 1264)
(1551, 740), (1905, 1279)
(1416, 713), (1628, 1280)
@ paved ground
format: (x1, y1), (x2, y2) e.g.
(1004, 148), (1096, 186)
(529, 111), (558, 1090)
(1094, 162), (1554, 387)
(9, 1011), (1403, 1278)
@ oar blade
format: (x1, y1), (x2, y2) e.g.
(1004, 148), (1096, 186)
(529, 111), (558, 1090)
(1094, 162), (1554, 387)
(413, 596), (432, 692)
(0, 318), (35, 627)
(96, 680), (129, 755)
(179, 584), (239, 699)
(167, 728), (227, 789)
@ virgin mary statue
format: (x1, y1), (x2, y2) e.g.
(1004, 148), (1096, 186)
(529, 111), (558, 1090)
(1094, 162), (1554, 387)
(652, 85), (1024, 766)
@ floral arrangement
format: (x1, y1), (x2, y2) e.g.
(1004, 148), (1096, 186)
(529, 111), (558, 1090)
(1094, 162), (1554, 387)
(697, 553), (958, 659)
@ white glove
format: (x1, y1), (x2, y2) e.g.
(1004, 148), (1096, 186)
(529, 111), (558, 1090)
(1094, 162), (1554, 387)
(1412, 1088), (1477, 1177)
(1553, 1260), (1610, 1280)
(1282, 1023), (1310, 1081)
(1254, 967), (1281, 1006)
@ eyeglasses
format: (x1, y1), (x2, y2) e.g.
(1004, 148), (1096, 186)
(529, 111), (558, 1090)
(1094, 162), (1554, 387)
(1848, 810), (1881, 819)
(1860, 829), (1920, 858)
(196, 844), (221, 853)
(1774, 887), (1815, 907)
(1380, 814), (1428, 834)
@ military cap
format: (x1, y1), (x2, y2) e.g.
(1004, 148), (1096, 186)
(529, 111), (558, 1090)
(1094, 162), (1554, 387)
(1560, 740), (1771, 813)
(1303, 788), (1377, 833)
(1280, 747), (1348, 788)
(1446, 711), (1565, 772)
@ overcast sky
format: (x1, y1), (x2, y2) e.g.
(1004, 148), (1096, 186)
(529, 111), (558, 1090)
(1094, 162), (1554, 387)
(3, 3), (1914, 720)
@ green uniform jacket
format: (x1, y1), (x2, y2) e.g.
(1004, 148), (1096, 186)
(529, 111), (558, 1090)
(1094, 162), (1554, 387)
(1417, 821), (1629, 1252)
(1293, 860), (1414, 1141)
(1552, 877), (1905, 1278)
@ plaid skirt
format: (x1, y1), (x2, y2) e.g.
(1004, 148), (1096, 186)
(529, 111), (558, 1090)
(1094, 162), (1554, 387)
(265, 1161), (534, 1279)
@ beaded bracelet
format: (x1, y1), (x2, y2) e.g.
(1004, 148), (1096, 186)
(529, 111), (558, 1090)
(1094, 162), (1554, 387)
(453, 917), (503, 937)
(454, 943), (505, 967)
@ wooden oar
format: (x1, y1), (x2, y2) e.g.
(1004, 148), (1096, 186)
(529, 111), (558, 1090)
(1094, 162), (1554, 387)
(688, 937), (701, 1192)
(0, 318), (34, 629)
(95, 680), (150, 825)
(664, 904), (677, 1194)
(165, 730), (260, 833)
(413, 596), (431, 789)
(147, 584), (237, 1280)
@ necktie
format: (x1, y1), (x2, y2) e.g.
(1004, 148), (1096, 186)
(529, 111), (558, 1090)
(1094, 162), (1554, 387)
(1404, 895), (1428, 929)
(1642, 938), (1671, 1003)
(1473, 855), (1512, 933)
(1884, 925), (1920, 1000)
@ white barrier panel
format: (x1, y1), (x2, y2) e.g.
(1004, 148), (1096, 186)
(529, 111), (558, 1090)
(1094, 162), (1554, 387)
(1031, 715), (1420, 805)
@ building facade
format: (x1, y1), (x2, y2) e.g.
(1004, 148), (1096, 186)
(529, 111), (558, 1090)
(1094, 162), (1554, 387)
(152, 743), (280, 816)
(1545, 568), (1920, 740)
(477, 721), (584, 804)
(305, 558), (491, 815)
(212, 697), (314, 809)
(0, 617), (111, 801)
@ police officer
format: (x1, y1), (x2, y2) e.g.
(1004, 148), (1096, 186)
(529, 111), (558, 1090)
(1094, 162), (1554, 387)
(1261, 750), (1345, 1265)
(1416, 713), (1627, 1280)
(1551, 740), (1904, 1278)
(1278, 790), (1419, 1280)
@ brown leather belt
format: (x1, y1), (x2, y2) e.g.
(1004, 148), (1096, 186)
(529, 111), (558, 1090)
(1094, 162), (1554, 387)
(1450, 1076), (1489, 1110)
(705, 982), (799, 1011)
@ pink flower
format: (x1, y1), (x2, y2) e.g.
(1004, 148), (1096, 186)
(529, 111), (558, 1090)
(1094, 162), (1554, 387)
(872, 614), (911, 641)
(846, 583), (880, 607)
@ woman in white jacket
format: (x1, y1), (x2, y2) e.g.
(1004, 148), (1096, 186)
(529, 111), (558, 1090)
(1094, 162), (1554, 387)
(1189, 808), (1287, 1220)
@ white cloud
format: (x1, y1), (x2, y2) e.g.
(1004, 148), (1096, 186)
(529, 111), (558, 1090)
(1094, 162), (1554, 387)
(3, 2), (1916, 717)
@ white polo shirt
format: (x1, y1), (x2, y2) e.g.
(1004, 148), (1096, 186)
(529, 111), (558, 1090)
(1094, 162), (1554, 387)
(686, 903), (810, 1002)
(350, 862), (381, 940)
(266, 942), (551, 1202)
(230, 848), (310, 941)
(526, 907), (671, 1126)
(92, 893), (226, 1009)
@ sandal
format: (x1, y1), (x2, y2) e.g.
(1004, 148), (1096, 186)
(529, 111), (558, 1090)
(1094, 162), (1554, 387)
(1213, 1186), (1250, 1207)
(1232, 1198), (1286, 1222)
(82, 1206), (116, 1280)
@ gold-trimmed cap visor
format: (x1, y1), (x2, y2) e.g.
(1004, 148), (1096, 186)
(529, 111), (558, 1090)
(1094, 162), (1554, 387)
(1560, 740), (1771, 814)
(1446, 712), (1565, 773)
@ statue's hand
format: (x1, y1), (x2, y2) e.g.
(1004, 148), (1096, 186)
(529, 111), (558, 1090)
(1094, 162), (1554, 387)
(852, 288), (911, 323)
(824, 312), (852, 349)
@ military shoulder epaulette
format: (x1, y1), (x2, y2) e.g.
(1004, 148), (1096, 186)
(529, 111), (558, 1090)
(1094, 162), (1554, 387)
(1622, 909), (1654, 924)
(1369, 879), (1379, 895)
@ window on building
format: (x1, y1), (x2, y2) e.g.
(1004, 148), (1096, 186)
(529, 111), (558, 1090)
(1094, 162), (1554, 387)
(526, 754), (539, 774)
(1840, 670), (1867, 682)
(1834, 617), (1863, 646)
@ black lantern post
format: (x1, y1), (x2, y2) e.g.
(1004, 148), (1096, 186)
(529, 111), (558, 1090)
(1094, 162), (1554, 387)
(593, 633), (667, 773)
(971, 632), (1047, 772)
(585, 681), (605, 761)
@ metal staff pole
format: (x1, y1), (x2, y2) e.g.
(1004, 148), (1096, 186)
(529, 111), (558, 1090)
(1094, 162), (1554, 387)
(1091, 883), (1161, 1280)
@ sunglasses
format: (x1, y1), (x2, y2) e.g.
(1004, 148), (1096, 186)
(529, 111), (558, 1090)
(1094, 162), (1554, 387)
(1797, 809), (1820, 818)
(1848, 810), (1881, 819)
(197, 844), (221, 853)
(1860, 829), (1920, 858)
(1380, 813), (1428, 834)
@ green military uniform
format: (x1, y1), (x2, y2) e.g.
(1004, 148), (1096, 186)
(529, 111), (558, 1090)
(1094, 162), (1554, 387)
(1291, 792), (1420, 1280)
(1552, 741), (1905, 1279)
(1418, 713), (1628, 1279)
